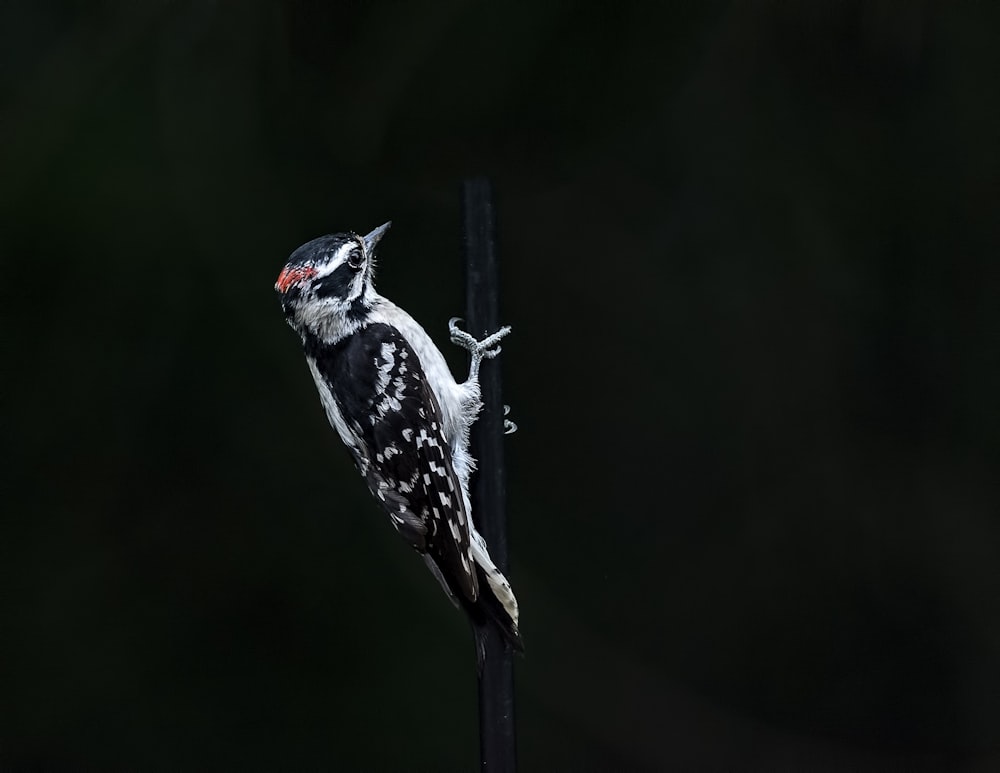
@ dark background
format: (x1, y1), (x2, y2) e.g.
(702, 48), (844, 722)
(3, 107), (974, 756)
(2, 1), (998, 770)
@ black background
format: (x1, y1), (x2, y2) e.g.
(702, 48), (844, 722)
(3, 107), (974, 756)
(2, 2), (998, 770)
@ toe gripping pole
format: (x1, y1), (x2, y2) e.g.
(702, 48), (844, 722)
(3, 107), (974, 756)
(463, 177), (516, 773)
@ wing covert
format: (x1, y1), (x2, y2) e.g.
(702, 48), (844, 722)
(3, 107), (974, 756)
(314, 323), (479, 603)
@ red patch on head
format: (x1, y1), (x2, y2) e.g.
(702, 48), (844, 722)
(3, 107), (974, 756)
(275, 265), (317, 293)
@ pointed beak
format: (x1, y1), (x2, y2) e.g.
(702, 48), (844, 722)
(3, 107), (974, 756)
(363, 221), (392, 254)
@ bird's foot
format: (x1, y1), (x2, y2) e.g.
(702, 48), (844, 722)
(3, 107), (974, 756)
(448, 318), (511, 379)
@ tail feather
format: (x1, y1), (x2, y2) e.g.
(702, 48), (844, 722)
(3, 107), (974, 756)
(469, 529), (519, 633)
(476, 565), (523, 650)
(423, 534), (522, 665)
(465, 563), (523, 674)
(470, 610), (523, 676)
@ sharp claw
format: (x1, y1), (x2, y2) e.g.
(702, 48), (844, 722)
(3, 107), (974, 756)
(504, 420), (518, 435)
(449, 325), (477, 349)
(503, 404), (511, 416)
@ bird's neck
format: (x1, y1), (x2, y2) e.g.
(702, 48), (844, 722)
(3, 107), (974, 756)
(297, 291), (385, 346)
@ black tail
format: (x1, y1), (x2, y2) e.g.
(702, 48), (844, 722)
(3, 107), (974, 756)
(472, 619), (523, 675)
(465, 567), (523, 674)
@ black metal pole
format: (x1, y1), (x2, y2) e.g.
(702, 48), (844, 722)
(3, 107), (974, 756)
(463, 177), (516, 773)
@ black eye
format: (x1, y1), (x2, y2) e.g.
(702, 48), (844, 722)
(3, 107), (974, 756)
(347, 248), (365, 270)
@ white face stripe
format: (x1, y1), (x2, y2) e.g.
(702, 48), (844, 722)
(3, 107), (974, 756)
(313, 240), (362, 278)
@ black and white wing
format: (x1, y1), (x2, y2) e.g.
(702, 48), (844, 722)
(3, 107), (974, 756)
(308, 323), (479, 603)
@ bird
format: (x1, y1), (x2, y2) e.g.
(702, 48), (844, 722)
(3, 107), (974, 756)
(275, 221), (521, 665)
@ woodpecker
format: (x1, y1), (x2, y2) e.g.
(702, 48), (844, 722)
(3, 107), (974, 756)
(275, 222), (521, 663)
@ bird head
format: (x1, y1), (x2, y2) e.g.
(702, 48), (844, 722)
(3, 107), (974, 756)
(275, 222), (390, 336)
